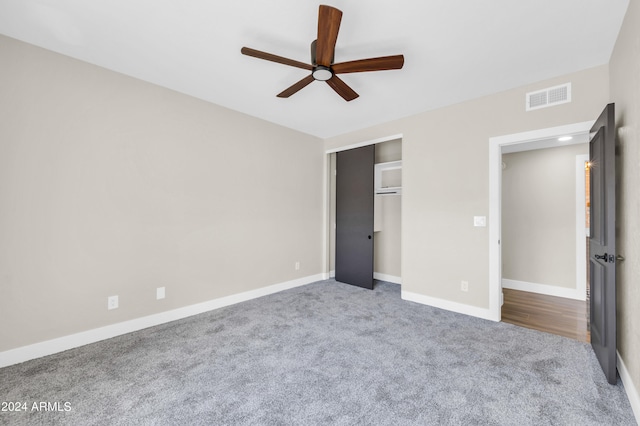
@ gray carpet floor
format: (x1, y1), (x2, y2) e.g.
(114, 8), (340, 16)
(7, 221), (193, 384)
(0, 280), (636, 425)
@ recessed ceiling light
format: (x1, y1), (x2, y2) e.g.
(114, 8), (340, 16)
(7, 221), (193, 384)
(558, 136), (573, 142)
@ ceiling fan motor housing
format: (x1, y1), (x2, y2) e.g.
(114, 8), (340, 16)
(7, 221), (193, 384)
(310, 39), (334, 67)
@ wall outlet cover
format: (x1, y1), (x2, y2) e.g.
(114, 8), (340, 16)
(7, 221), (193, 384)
(108, 295), (119, 310)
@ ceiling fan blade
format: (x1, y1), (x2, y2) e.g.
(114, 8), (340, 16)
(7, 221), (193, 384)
(316, 5), (342, 67)
(326, 75), (359, 101)
(332, 55), (405, 74)
(241, 47), (313, 71)
(277, 75), (315, 98)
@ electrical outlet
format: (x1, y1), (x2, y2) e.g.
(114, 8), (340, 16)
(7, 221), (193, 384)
(107, 295), (119, 310)
(157, 287), (165, 300)
(295, 262), (300, 271)
(461, 281), (469, 292)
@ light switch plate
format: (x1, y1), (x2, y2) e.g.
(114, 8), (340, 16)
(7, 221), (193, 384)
(474, 216), (487, 227)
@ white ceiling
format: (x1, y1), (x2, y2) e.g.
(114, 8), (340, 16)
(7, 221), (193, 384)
(0, 0), (629, 139)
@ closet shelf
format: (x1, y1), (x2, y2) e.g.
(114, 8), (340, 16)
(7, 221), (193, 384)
(375, 160), (402, 195)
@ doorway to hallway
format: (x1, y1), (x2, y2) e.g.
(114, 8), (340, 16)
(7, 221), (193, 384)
(502, 288), (589, 342)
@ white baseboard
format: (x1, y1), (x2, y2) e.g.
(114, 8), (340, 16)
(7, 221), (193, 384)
(502, 279), (585, 301)
(0, 274), (324, 368)
(618, 351), (640, 424)
(401, 290), (495, 321)
(329, 270), (335, 278)
(374, 273), (402, 285)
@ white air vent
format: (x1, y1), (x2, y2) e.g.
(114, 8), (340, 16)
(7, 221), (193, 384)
(526, 83), (571, 111)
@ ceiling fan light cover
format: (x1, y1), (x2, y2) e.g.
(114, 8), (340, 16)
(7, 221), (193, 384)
(312, 66), (332, 81)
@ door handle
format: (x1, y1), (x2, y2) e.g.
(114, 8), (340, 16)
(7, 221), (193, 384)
(595, 253), (609, 262)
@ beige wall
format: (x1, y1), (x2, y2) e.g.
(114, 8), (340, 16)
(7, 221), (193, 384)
(610, 0), (640, 408)
(0, 35), (324, 351)
(502, 144), (588, 289)
(325, 65), (609, 310)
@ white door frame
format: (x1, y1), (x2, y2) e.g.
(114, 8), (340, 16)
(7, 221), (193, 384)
(575, 153), (589, 300)
(488, 121), (594, 321)
(322, 134), (403, 280)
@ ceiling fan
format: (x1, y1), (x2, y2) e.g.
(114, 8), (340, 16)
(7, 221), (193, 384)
(241, 5), (404, 101)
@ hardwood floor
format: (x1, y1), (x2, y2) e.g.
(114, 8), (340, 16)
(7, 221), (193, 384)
(502, 288), (590, 343)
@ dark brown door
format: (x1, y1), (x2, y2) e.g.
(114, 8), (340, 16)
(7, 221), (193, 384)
(589, 103), (617, 385)
(335, 145), (374, 289)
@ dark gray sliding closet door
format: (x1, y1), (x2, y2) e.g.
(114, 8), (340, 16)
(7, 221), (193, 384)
(335, 145), (374, 290)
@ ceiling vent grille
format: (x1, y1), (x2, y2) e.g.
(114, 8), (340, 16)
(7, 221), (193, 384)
(526, 83), (571, 111)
